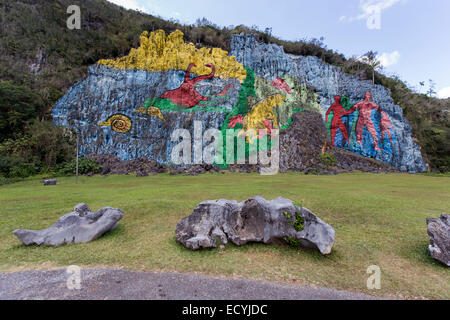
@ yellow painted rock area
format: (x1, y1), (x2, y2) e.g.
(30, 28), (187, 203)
(98, 29), (247, 82)
(98, 114), (132, 133)
(135, 107), (164, 121)
(241, 94), (286, 141)
(147, 107), (165, 121)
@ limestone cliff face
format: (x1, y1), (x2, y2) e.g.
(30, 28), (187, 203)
(230, 34), (426, 173)
(52, 30), (426, 173)
(52, 65), (239, 164)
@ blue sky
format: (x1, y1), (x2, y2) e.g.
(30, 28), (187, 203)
(107, 0), (450, 98)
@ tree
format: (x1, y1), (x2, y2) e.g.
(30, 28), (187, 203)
(264, 27), (272, 37)
(427, 79), (437, 97)
(0, 81), (46, 142)
(195, 17), (217, 28)
(360, 51), (383, 84)
(419, 81), (425, 94)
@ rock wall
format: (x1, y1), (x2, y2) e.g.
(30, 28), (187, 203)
(52, 30), (426, 173)
(53, 65), (238, 164)
(230, 34), (426, 173)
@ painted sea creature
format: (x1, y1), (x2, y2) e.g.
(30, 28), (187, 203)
(161, 63), (216, 108)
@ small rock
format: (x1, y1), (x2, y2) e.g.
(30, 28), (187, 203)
(44, 179), (57, 186)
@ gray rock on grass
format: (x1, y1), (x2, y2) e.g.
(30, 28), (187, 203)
(426, 213), (450, 267)
(44, 179), (57, 186)
(13, 203), (124, 247)
(176, 196), (335, 255)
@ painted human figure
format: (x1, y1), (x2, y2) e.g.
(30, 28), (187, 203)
(325, 96), (351, 146)
(380, 111), (393, 145)
(347, 92), (382, 152)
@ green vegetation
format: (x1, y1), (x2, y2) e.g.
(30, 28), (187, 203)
(0, 0), (448, 172)
(0, 173), (449, 299)
(56, 157), (102, 176)
(283, 208), (305, 248)
(0, 81), (46, 142)
(0, 120), (75, 179)
(319, 153), (338, 168)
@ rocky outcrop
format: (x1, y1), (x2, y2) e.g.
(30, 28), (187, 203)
(280, 110), (329, 171)
(230, 34), (426, 173)
(89, 154), (166, 176)
(280, 111), (399, 173)
(426, 213), (450, 267)
(13, 204), (123, 246)
(52, 65), (238, 164)
(175, 196), (335, 255)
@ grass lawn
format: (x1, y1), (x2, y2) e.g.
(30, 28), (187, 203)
(0, 172), (449, 299)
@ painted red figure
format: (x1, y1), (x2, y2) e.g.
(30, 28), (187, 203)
(347, 92), (382, 152)
(325, 96), (351, 146)
(228, 115), (244, 128)
(161, 63), (215, 108)
(380, 111), (393, 145)
(258, 119), (275, 139)
(272, 78), (292, 94)
(215, 84), (234, 97)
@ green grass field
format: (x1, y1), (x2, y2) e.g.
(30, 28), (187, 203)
(0, 172), (449, 299)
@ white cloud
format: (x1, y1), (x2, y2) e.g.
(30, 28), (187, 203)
(378, 51), (400, 67)
(340, 0), (406, 23)
(106, 0), (148, 13)
(438, 87), (450, 99)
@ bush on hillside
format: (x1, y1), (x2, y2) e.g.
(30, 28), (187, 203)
(0, 120), (75, 178)
(56, 158), (102, 176)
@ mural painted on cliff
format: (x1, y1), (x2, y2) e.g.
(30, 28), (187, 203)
(98, 29), (247, 82)
(53, 29), (419, 171)
(96, 30), (320, 165)
(325, 93), (397, 157)
(138, 62), (235, 113)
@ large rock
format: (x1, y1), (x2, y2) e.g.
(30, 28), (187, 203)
(175, 196), (335, 255)
(426, 213), (450, 267)
(13, 204), (124, 246)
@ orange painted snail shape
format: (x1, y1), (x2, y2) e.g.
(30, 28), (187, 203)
(99, 114), (132, 133)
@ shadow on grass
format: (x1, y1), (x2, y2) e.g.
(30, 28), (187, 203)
(169, 236), (336, 262)
(404, 239), (448, 269)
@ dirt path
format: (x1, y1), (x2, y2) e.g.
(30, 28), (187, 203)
(0, 269), (382, 300)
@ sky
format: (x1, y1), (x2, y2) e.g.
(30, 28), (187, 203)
(107, 0), (450, 98)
